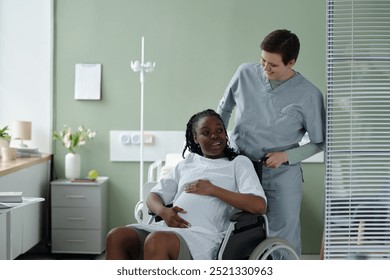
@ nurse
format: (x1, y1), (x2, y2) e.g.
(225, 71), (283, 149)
(217, 29), (325, 256)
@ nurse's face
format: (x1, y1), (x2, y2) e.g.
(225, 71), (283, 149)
(261, 50), (295, 81)
(193, 116), (227, 159)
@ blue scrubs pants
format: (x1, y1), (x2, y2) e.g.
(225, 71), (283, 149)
(261, 164), (303, 256)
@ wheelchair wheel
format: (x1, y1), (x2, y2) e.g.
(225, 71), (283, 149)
(248, 237), (300, 260)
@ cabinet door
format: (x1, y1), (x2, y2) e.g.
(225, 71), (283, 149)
(0, 213), (7, 259)
(9, 207), (23, 259)
(21, 202), (43, 254)
(7, 202), (43, 259)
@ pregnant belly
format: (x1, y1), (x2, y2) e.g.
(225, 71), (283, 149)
(174, 193), (226, 230)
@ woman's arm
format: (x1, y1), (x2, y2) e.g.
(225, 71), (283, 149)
(265, 142), (324, 168)
(146, 192), (190, 228)
(285, 141), (324, 164)
(184, 180), (266, 214)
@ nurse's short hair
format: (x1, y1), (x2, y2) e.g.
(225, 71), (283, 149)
(260, 29), (300, 65)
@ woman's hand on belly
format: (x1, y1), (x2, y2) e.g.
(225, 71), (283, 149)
(184, 180), (215, 196)
(160, 206), (191, 228)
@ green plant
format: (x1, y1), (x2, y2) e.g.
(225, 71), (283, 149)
(0, 126), (11, 141)
(53, 125), (96, 154)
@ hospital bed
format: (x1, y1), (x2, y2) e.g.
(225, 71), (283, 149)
(134, 153), (299, 260)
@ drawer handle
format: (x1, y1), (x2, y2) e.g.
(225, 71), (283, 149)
(65, 195), (86, 199)
(66, 217), (86, 221)
(66, 239), (86, 243)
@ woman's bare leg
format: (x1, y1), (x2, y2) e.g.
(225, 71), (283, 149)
(105, 226), (141, 259)
(143, 231), (181, 260)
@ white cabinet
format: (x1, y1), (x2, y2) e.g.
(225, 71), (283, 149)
(0, 198), (45, 259)
(0, 155), (51, 260)
(51, 177), (108, 254)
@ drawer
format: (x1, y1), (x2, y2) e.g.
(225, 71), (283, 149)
(51, 185), (101, 207)
(52, 207), (102, 229)
(51, 229), (104, 254)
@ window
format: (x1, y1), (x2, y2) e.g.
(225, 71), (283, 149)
(325, 0), (390, 259)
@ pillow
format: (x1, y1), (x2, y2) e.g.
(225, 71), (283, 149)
(159, 153), (182, 179)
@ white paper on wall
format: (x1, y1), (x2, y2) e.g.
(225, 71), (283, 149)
(74, 63), (101, 100)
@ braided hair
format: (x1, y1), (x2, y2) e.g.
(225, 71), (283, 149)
(182, 109), (238, 161)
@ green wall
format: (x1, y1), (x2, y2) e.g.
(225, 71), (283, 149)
(53, 0), (326, 254)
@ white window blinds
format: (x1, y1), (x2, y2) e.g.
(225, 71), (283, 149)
(325, 0), (390, 259)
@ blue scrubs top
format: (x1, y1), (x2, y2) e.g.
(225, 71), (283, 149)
(217, 63), (325, 161)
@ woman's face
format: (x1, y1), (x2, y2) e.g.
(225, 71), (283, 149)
(193, 116), (227, 159)
(261, 50), (295, 81)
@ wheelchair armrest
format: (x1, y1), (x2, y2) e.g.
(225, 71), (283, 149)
(229, 211), (265, 233)
(147, 204), (173, 223)
(229, 211), (263, 222)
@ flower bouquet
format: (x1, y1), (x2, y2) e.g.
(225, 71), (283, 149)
(53, 125), (96, 154)
(53, 125), (97, 179)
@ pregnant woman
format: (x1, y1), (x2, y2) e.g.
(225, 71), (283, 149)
(105, 109), (267, 260)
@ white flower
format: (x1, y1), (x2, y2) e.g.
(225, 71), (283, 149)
(53, 125), (97, 154)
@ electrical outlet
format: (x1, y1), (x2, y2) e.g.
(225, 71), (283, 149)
(120, 133), (131, 145)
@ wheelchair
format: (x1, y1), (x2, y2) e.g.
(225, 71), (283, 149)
(217, 211), (299, 260)
(134, 155), (299, 260)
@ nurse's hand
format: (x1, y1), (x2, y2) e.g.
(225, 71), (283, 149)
(264, 152), (288, 168)
(161, 206), (191, 228)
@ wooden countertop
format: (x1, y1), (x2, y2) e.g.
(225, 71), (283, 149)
(0, 154), (52, 177)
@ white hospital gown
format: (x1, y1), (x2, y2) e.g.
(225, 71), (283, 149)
(130, 152), (266, 260)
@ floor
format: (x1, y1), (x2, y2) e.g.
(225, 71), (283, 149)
(301, 254), (320, 260)
(14, 240), (320, 260)
(15, 250), (319, 260)
(15, 251), (105, 260)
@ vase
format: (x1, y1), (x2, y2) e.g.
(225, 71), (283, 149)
(65, 152), (81, 180)
(0, 138), (10, 148)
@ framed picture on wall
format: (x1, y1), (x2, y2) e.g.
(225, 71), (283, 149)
(74, 63), (102, 100)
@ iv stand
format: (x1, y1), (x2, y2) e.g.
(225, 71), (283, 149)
(131, 37), (156, 200)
